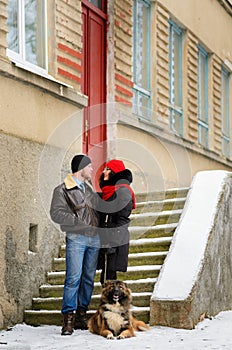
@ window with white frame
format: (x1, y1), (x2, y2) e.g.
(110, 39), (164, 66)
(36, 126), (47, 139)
(7, 0), (47, 74)
(132, 0), (151, 118)
(221, 67), (230, 158)
(169, 20), (183, 136)
(198, 45), (209, 148)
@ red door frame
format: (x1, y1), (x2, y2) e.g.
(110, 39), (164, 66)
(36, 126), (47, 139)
(82, 0), (107, 17)
(81, 0), (107, 188)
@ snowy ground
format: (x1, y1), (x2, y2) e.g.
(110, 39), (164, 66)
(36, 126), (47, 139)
(0, 311), (231, 350)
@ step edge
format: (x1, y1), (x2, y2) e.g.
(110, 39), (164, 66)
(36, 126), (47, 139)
(40, 278), (157, 290)
(136, 197), (187, 206)
(129, 251), (168, 257)
(47, 265), (162, 277)
(129, 223), (177, 231)
(24, 306), (150, 314)
(130, 209), (183, 218)
(130, 237), (172, 245)
(53, 251), (168, 263)
(33, 292), (153, 302)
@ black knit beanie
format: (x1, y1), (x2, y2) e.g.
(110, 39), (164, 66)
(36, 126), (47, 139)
(71, 154), (91, 173)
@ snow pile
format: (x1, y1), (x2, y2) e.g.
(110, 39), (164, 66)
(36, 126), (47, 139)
(153, 170), (229, 300)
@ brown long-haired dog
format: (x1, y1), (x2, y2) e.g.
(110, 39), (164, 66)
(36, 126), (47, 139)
(88, 280), (149, 339)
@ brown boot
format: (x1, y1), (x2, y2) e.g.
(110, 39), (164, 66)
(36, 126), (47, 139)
(61, 313), (74, 335)
(74, 309), (88, 330)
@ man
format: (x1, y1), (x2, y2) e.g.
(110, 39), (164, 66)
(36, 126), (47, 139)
(50, 155), (100, 335)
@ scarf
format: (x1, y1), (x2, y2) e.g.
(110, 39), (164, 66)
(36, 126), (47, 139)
(101, 184), (136, 209)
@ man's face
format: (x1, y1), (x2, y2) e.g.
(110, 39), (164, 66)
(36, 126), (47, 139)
(80, 163), (93, 181)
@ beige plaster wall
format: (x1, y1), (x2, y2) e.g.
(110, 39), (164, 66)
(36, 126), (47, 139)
(0, 129), (80, 329)
(159, 0), (232, 64)
(0, 74), (85, 328)
(0, 75), (83, 147)
(116, 124), (232, 193)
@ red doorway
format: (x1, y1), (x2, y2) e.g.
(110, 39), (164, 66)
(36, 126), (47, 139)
(82, 0), (107, 188)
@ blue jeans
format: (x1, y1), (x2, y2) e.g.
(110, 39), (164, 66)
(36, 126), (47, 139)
(62, 233), (100, 314)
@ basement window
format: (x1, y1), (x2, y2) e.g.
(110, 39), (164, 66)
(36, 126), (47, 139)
(29, 223), (38, 253)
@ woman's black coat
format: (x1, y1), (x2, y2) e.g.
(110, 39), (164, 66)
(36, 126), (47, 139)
(97, 169), (134, 272)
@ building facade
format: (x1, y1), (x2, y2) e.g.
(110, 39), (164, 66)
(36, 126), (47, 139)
(0, 0), (231, 328)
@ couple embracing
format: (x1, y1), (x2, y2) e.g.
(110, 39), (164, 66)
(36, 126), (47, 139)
(50, 155), (136, 336)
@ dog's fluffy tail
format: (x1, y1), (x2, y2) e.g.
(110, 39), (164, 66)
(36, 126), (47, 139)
(88, 310), (101, 335)
(131, 317), (150, 331)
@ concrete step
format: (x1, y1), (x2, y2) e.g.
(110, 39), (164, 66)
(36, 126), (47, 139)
(47, 265), (162, 285)
(24, 306), (150, 326)
(31, 291), (152, 311)
(52, 251), (168, 271)
(135, 188), (189, 202)
(128, 251), (168, 266)
(130, 209), (182, 226)
(129, 222), (177, 239)
(39, 278), (157, 298)
(59, 235), (173, 258)
(133, 197), (186, 214)
(129, 237), (172, 253)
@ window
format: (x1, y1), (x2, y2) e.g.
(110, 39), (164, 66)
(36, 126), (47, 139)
(221, 67), (230, 158)
(169, 20), (183, 135)
(198, 45), (209, 148)
(86, 0), (107, 11)
(7, 0), (47, 73)
(132, 0), (151, 118)
(87, 0), (103, 10)
(88, 0), (102, 8)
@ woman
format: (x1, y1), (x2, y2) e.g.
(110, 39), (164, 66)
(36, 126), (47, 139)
(97, 159), (136, 285)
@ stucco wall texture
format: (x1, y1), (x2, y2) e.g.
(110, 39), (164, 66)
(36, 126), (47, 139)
(0, 132), (65, 329)
(150, 173), (232, 329)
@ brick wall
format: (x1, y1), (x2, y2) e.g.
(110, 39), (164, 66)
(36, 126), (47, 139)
(55, 0), (82, 90)
(186, 31), (198, 143)
(212, 55), (222, 155)
(155, 4), (170, 123)
(0, 0), (8, 60)
(153, 2), (229, 160)
(114, 0), (133, 106)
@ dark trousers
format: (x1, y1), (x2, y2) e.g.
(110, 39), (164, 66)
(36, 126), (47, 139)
(98, 248), (118, 285)
(100, 268), (117, 285)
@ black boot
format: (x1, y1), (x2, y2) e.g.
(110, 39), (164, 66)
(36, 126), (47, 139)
(74, 309), (88, 330)
(61, 313), (74, 335)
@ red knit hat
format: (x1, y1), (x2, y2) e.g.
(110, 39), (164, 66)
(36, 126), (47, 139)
(106, 159), (126, 173)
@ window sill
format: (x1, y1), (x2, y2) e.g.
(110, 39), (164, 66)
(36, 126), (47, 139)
(0, 54), (88, 108)
(116, 110), (232, 168)
(7, 50), (72, 88)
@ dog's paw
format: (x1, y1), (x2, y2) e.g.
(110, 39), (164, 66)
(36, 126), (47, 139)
(106, 333), (114, 340)
(117, 334), (125, 340)
(117, 330), (134, 339)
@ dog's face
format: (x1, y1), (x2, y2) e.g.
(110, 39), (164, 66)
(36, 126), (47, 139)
(101, 280), (132, 305)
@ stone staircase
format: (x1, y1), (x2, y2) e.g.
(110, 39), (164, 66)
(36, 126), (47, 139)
(24, 187), (189, 326)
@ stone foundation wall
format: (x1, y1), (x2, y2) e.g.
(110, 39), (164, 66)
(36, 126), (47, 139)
(0, 132), (68, 329)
